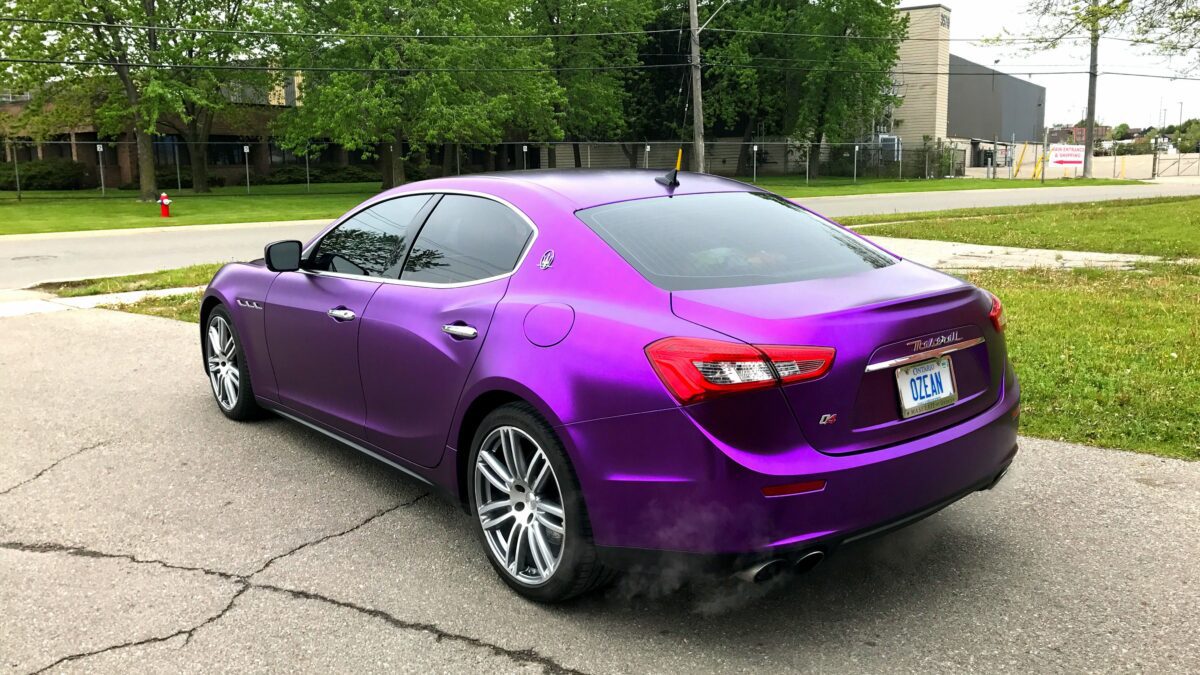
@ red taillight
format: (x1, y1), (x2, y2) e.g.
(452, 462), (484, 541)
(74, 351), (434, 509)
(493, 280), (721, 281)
(645, 337), (835, 404)
(988, 292), (1007, 333)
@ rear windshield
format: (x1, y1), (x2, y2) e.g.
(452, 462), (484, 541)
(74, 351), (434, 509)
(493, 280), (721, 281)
(575, 192), (897, 291)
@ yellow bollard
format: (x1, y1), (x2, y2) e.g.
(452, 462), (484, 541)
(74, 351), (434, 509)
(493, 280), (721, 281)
(1014, 143), (1028, 178)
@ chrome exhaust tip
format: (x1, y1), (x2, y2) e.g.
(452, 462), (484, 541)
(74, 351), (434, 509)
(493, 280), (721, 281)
(792, 550), (825, 574)
(735, 558), (788, 584)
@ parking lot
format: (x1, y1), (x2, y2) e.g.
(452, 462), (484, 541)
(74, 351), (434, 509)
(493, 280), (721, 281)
(3, 308), (1198, 673)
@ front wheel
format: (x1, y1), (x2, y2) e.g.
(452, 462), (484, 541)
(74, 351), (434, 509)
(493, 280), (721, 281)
(467, 403), (614, 602)
(203, 306), (261, 421)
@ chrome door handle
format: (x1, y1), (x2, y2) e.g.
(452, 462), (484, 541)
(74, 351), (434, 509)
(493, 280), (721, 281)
(327, 308), (356, 322)
(442, 324), (478, 340)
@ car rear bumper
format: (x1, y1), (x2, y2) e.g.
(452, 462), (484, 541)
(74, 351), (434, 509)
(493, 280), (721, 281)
(559, 364), (1020, 559)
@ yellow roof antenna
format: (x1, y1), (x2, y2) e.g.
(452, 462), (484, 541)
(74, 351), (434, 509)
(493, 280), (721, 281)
(655, 147), (683, 189)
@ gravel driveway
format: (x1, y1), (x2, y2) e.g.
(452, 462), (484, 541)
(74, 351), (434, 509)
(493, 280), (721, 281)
(2, 309), (1197, 673)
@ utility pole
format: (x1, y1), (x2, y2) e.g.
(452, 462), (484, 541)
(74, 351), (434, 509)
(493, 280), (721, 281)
(688, 0), (705, 173)
(1083, 0), (1099, 178)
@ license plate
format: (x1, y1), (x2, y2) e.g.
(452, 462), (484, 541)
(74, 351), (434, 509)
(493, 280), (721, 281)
(895, 356), (958, 418)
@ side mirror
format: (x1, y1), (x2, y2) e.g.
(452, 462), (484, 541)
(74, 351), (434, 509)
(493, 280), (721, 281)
(265, 240), (303, 272)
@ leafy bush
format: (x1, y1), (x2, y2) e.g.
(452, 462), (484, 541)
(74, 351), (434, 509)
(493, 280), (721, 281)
(0, 159), (90, 190)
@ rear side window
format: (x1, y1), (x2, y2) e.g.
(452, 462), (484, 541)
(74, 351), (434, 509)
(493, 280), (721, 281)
(311, 195), (430, 277)
(576, 192), (896, 291)
(401, 195), (533, 284)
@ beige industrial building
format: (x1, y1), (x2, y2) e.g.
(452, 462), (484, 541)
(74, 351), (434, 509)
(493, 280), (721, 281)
(891, 4), (1047, 167)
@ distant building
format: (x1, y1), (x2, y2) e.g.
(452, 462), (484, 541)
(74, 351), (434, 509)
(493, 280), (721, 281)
(891, 4), (1047, 167)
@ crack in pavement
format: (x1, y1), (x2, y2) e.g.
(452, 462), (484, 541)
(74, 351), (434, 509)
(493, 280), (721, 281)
(248, 492), (429, 576)
(255, 583), (587, 675)
(4, 491), (583, 675)
(0, 440), (109, 496)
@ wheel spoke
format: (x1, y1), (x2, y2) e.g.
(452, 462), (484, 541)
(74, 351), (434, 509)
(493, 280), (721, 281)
(529, 524), (554, 578)
(224, 335), (236, 359)
(536, 500), (564, 519)
(207, 357), (221, 372)
(500, 428), (525, 480)
(481, 510), (514, 531)
(535, 512), (564, 535)
(528, 452), (550, 491)
(222, 372), (237, 406)
(504, 522), (527, 572)
(208, 327), (223, 358)
(478, 498), (510, 515)
(478, 452), (512, 492)
(226, 368), (240, 387)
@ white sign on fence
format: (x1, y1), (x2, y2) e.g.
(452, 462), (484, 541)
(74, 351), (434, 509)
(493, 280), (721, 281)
(1049, 144), (1085, 166)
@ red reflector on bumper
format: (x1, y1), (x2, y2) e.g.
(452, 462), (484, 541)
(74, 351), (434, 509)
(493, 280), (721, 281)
(762, 479), (827, 498)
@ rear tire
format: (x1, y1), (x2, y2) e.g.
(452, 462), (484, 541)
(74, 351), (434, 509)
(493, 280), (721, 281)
(466, 402), (615, 602)
(203, 306), (262, 421)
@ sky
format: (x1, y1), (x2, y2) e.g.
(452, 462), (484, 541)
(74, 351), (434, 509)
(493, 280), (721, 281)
(901, 1), (1200, 128)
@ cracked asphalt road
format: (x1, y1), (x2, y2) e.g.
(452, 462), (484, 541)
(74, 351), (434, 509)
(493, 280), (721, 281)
(2, 309), (1198, 673)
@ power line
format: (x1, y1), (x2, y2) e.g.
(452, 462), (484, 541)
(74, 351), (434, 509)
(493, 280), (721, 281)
(0, 56), (688, 73)
(0, 16), (1165, 46)
(0, 16), (678, 40)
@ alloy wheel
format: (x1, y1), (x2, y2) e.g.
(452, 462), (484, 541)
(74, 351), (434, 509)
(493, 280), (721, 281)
(474, 426), (567, 586)
(206, 315), (240, 410)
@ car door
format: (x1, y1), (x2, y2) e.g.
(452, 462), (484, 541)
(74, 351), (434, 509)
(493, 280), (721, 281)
(359, 194), (536, 467)
(265, 194), (433, 439)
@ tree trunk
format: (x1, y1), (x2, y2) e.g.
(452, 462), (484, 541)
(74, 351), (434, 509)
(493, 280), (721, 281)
(133, 125), (156, 200)
(497, 144), (509, 171)
(390, 129), (406, 187)
(547, 144), (557, 168)
(441, 142), (454, 176)
(485, 148), (496, 171)
(183, 110), (213, 192)
(735, 118), (755, 176)
(620, 144), (638, 168)
(188, 140), (209, 192)
(572, 142), (582, 168)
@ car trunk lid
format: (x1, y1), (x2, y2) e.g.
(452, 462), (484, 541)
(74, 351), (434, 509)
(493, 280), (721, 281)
(671, 261), (1004, 454)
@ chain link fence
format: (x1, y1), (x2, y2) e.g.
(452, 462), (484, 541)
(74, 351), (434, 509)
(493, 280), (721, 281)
(0, 136), (976, 201)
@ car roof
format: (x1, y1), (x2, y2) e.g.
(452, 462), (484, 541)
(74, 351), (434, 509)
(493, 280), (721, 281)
(387, 169), (762, 211)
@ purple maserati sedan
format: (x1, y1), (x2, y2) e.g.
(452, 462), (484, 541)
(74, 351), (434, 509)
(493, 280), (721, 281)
(201, 169), (1019, 602)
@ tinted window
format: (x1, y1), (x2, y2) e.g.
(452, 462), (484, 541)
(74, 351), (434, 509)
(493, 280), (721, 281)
(575, 192), (896, 291)
(311, 195), (430, 277)
(401, 195), (533, 284)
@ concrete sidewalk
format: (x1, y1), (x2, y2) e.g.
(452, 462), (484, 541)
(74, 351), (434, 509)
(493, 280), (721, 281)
(4, 181), (1200, 289)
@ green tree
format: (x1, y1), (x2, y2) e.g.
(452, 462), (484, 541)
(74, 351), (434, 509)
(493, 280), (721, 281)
(1111, 122), (1131, 140)
(0, 0), (280, 198)
(273, 0), (564, 188)
(701, 0), (906, 176)
(521, 0), (655, 168)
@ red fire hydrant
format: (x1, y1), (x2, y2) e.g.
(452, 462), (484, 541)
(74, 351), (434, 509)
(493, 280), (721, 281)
(157, 192), (172, 218)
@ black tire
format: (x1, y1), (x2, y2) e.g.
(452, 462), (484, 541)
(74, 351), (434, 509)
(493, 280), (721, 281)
(466, 402), (616, 602)
(202, 306), (262, 421)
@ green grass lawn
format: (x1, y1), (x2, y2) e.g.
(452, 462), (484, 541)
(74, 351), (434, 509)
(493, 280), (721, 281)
(35, 263), (222, 297)
(850, 196), (1200, 259)
(106, 290), (204, 323)
(0, 182), (377, 235)
(967, 265), (1199, 460)
(1, 176), (1144, 235)
(750, 175), (1140, 198)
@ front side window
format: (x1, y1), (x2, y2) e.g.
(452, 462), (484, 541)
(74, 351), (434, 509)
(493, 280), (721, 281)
(311, 195), (431, 277)
(401, 195), (533, 284)
(575, 191), (897, 291)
